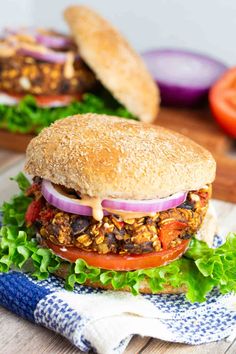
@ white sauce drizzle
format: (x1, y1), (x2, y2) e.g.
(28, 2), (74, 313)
(64, 52), (75, 79)
(54, 184), (158, 221)
(103, 208), (156, 220)
(78, 196), (104, 221)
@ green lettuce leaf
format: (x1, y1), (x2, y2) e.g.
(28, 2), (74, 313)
(10, 172), (31, 193)
(1, 174), (236, 303)
(0, 173), (32, 228)
(0, 93), (134, 134)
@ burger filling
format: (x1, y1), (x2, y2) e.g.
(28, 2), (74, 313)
(0, 30), (96, 96)
(26, 177), (211, 255)
(0, 54), (97, 96)
(2, 172), (236, 304)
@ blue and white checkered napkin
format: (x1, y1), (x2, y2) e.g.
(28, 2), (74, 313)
(1, 234), (236, 353)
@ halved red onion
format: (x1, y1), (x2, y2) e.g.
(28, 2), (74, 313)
(142, 48), (227, 106)
(17, 47), (67, 63)
(41, 180), (187, 217)
(35, 33), (73, 49)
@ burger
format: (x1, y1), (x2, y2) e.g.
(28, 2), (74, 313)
(0, 5), (159, 134)
(1, 114), (236, 303)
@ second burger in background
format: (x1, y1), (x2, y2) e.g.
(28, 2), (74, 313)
(0, 6), (159, 134)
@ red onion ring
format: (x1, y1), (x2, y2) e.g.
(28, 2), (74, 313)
(35, 33), (73, 49)
(41, 180), (187, 217)
(102, 192), (187, 212)
(17, 47), (67, 63)
(4, 27), (73, 49)
(41, 180), (105, 216)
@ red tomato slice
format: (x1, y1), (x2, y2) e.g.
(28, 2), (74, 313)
(34, 94), (82, 107)
(159, 221), (188, 250)
(45, 239), (190, 271)
(209, 67), (236, 137)
(6, 93), (82, 107)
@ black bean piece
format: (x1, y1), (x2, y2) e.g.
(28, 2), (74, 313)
(177, 201), (193, 210)
(123, 243), (143, 254)
(71, 216), (90, 235)
(31, 76), (43, 85)
(114, 227), (125, 240)
(180, 233), (192, 240)
(60, 80), (70, 93)
(106, 232), (117, 244)
(47, 223), (61, 236)
(146, 216), (159, 224)
(124, 243), (136, 251)
(141, 241), (154, 253)
(105, 233), (118, 253)
(34, 220), (42, 230)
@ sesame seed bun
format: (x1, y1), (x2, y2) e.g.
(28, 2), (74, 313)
(24, 113), (216, 200)
(57, 264), (188, 295)
(64, 5), (159, 123)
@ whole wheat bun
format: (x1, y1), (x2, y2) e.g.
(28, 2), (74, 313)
(25, 113), (216, 200)
(53, 212), (216, 295)
(64, 5), (159, 123)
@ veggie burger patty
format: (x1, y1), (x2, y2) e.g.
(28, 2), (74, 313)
(0, 40), (96, 96)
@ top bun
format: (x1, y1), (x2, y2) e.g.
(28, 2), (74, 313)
(64, 5), (159, 123)
(25, 113), (216, 200)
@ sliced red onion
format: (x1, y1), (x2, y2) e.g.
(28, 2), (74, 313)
(142, 48), (227, 106)
(35, 33), (72, 49)
(3, 27), (35, 37)
(42, 180), (187, 217)
(17, 47), (67, 63)
(102, 192), (187, 212)
(3, 27), (72, 49)
(42, 180), (100, 216)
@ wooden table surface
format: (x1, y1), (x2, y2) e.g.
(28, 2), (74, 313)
(0, 149), (236, 354)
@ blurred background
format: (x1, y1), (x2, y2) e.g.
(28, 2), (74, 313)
(3, 0), (235, 65)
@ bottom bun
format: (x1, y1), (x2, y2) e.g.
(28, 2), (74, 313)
(53, 214), (217, 295)
(85, 279), (187, 294)
(54, 264), (187, 294)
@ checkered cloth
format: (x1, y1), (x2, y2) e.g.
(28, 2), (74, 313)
(0, 237), (236, 353)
